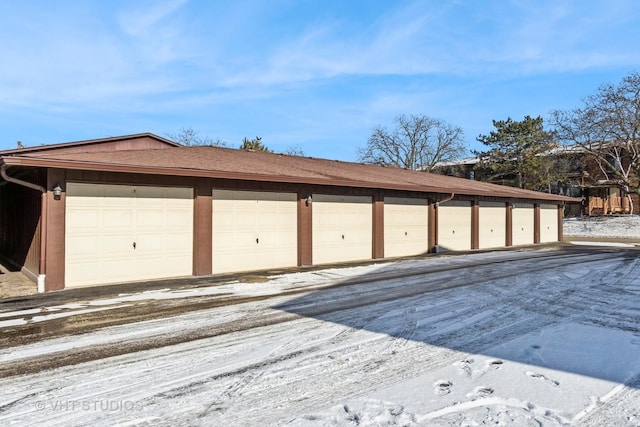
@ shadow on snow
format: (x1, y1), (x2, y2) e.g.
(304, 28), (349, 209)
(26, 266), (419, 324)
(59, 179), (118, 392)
(274, 245), (640, 389)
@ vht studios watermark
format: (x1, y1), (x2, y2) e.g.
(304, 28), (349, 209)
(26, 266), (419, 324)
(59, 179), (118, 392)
(34, 399), (143, 412)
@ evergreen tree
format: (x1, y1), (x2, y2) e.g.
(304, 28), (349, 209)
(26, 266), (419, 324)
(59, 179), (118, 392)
(240, 136), (271, 152)
(474, 116), (557, 191)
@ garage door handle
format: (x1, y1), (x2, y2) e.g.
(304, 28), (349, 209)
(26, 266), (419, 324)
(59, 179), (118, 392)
(256, 238), (259, 244)
(133, 242), (136, 249)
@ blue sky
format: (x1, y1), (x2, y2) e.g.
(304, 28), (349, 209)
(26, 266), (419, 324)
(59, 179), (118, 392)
(1, 0), (639, 161)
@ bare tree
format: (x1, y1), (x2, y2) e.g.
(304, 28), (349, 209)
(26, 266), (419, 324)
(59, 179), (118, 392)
(357, 114), (466, 171)
(550, 71), (640, 209)
(283, 144), (305, 156)
(166, 127), (227, 147)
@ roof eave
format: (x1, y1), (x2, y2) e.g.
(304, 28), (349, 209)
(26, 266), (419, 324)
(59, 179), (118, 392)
(0, 156), (577, 203)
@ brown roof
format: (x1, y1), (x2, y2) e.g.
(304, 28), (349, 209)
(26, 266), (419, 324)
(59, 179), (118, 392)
(1, 142), (575, 202)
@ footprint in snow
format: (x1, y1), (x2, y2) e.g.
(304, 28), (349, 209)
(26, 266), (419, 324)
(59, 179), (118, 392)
(488, 359), (504, 370)
(525, 344), (542, 354)
(467, 386), (494, 399)
(434, 379), (453, 395)
(526, 371), (559, 386)
(453, 358), (474, 376)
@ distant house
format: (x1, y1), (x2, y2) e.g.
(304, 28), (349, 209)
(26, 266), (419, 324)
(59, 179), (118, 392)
(431, 144), (639, 217)
(428, 157), (480, 181)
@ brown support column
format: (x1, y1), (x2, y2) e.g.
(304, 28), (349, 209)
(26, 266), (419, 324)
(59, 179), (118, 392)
(44, 168), (66, 291)
(193, 179), (212, 276)
(372, 191), (384, 259)
(506, 202), (513, 247)
(428, 200), (437, 252)
(534, 203), (541, 244)
(298, 187), (313, 266)
(471, 199), (480, 249)
(557, 203), (564, 242)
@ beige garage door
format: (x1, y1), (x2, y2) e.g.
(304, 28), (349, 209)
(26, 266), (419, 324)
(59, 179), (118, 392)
(479, 201), (506, 249)
(384, 197), (428, 258)
(437, 200), (471, 251)
(540, 204), (559, 243)
(512, 203), (534, 245)
(212, 190), (297, 274)
(65, 183), (194, 287)
(312, 194), (372, 264)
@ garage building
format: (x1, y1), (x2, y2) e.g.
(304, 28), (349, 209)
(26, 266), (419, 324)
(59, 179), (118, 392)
(0, 134), (576, 292)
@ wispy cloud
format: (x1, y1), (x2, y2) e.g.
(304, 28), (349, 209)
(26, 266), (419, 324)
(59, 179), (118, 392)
(116, 0), (192, 64)
(2, 0), (638, 110)
(219, 0), (640, 87)
(0, 0), (194, 110)
(473, 1), (640, 73)
(219, 2), (447, 86)
(117, 0), (187, 38)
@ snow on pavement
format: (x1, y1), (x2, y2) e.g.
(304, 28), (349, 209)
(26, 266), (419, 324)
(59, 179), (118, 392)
(1, 236), (640, 425)
(303, 323), (640, 426)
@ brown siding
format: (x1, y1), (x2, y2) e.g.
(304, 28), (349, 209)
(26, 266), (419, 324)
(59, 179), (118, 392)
(372, 191), (384, 259)
(534, 203), (541, 244)
(0, 168), (44, 276)
(45, 137), (169, 154)
(428, 200), (436, 252)
(506, 202), (513, 246)
(11, 135), (176, 157)
(297, 187), (312, 266)
(44, 168), (66, 291)
(194, 179), (212, 276)
(65, 170), (196, 187)
(24, 213), (41, 276)
(557, 204), (564, 242)
(471, 199), (479, 250)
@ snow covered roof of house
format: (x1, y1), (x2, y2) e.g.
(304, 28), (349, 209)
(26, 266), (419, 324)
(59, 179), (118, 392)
(432, 157), (481, 167)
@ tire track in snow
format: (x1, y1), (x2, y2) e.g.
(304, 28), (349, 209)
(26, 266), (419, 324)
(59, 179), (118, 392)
(2, 250), (610, 378)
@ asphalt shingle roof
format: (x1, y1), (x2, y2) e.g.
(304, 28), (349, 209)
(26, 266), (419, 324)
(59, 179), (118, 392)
(3, 144), (574, 202)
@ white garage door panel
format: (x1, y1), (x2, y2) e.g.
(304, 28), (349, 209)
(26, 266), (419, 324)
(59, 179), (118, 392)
(65, 183), (194, 287)
(102, 233), (133, 254)
(212, 190), (298, 274)
(540, 204), (559, 243)
(512, 204), (534, 245)
(438, 201), (471, 251)
(384, 197), (429, 258)
(132, 187), (193, 280)
(137, 210), (163, 228)
(313, 194), (372, 265)
(104, 209), (133, 227)
(479, 202), (506, 249)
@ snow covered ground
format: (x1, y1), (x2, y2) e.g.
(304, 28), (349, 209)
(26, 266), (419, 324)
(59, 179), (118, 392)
(564, 215), (640, 239)
(0, 220), (640, 426)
